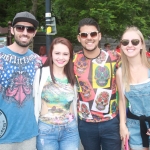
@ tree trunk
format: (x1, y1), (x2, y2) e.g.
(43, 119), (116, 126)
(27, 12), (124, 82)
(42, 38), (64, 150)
(30, 0), (38, 16)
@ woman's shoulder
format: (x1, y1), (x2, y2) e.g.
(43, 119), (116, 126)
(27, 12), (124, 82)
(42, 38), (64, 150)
(116, 67), (122, 76)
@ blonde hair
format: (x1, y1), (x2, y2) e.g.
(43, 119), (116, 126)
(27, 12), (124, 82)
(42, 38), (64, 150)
(121, 26), (150, 91)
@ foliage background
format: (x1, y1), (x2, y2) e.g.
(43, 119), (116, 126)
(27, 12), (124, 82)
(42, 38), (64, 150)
(0, 0), (150, 44)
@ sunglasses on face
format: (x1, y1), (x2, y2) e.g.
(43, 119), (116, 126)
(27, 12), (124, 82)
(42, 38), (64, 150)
(13, 25), (36, 33)
(120, 39), (140, 46)
(79, 31), (99, 39)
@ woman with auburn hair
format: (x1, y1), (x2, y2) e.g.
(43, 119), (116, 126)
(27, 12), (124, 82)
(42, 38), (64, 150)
(116, 26), (150, 150)
(34, 37), (79, 150)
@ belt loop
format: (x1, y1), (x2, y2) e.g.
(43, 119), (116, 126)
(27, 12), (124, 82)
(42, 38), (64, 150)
(52, 124), (55, 131)
(65, 122), (68, 128)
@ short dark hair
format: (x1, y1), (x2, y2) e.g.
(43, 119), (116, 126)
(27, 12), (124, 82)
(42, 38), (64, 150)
(104, 43), (110, 47)
(77, 18), (100, 33)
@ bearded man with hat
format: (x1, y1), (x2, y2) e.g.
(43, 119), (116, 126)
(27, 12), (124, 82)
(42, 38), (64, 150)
(0, 11), (42, 150)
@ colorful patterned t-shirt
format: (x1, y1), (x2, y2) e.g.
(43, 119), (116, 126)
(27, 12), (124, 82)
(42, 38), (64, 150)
(74, 49), (119, 123)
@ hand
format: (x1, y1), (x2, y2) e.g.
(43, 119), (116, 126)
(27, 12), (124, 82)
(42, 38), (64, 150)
(120, 123), (130, 145)
(146, 128), (150, 136)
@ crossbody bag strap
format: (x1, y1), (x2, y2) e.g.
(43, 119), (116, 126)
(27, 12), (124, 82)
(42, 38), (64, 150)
(39, 67), (42, 84)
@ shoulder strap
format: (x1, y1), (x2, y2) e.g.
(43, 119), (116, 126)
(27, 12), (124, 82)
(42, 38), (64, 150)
(39, 67), (42, 84)
(148, 69), (150, 78)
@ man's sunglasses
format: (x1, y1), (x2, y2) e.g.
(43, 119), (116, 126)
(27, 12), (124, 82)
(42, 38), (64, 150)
(79, 31), (99, 39)
(13, 25), (36, 33)
(120, 39), (140, 46)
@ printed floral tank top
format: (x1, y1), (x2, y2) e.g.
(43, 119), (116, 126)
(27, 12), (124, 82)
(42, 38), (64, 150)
(39, 76), (75, 125)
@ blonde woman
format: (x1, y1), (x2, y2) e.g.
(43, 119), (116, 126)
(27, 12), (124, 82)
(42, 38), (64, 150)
(116, 26), (150, 150)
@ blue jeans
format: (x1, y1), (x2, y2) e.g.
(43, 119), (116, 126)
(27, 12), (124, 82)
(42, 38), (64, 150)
(78, 116), (121, 150)
(36, 119), (79, 150)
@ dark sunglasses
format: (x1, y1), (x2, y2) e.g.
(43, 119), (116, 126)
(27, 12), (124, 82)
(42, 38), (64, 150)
(79, 31), (99, 39)
(120, 39), (140, 46)
(14, 25), (36, 33)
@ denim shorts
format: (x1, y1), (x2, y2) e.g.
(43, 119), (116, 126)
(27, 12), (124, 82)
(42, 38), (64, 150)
(36, 119), (79, 150)
(127, 118), (150, 150)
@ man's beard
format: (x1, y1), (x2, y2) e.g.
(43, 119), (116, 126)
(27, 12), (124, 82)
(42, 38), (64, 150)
(14, 35), (33, 47)
(82, 45), (97, 52)
(15, 39), (32, 47)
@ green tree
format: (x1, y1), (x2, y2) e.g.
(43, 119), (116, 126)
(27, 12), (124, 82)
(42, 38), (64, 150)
(52, 0), (87, 43)
(52, 0), (150, 42)
(81, 0), (150, 40)
(0, 0), (150, 43)
(0, 0), (44, 27)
